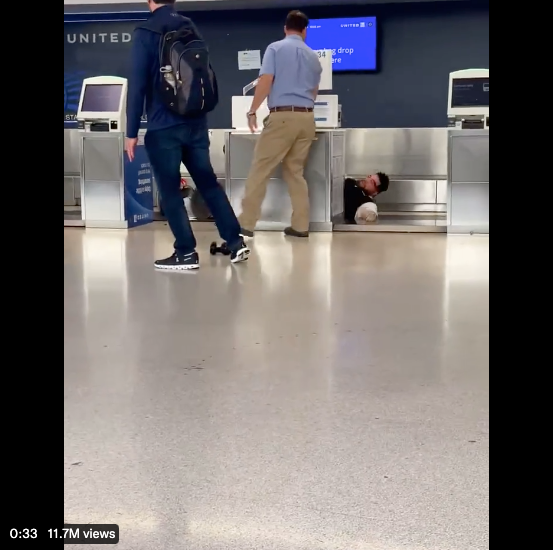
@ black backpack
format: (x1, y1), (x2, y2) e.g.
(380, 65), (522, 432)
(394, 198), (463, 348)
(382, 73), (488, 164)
(150, 25), (219, 117)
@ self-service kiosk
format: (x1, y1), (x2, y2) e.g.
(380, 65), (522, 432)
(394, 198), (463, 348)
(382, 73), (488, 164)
(448, 69), (489, 130)
(446, 69), (489, 234)
(77, 76), (154, 229)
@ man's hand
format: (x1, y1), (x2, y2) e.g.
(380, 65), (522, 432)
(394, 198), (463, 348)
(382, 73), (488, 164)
(247, 113), (258, 133)
(125, 137), (138, 162)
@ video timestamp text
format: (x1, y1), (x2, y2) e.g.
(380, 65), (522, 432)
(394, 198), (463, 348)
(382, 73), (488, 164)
(9, 524), (120, 544)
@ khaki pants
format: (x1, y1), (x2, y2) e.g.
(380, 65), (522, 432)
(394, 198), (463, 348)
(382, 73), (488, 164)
(238, 111), (316, 233)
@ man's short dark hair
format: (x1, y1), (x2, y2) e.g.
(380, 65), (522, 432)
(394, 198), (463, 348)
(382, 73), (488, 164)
(152, 0), (175, 5)
(286, 10), (309, 33)
(377, 172), (390, 193)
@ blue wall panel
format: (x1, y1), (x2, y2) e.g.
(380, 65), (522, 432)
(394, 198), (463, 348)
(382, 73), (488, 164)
(64, 1), (489, 128)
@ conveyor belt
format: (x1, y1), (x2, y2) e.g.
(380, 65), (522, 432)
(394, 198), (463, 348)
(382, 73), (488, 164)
(333, 212), (447, 233)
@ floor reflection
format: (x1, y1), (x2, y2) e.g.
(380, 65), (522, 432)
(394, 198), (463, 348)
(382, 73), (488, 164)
(64, 224), (489, 550)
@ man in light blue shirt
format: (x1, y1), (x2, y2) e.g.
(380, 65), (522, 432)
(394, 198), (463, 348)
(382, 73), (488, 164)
(238, 10), (322, 238)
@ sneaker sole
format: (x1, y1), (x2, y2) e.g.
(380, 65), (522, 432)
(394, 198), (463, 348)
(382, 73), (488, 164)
(154, 264), (200, 271)
(231, 247), (251, 264)
(240, 233), (254, 242)
(284, 231), (309, 238)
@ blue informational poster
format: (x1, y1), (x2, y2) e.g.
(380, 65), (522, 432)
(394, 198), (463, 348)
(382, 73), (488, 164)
(124, 142), (154, 228)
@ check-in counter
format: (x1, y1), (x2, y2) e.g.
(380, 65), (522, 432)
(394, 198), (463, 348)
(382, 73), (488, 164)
(79, 129), (154, 229)
(447, 130), (489, 234)
(64, 129), (81, 207)
(337, 127), (449, 232)
(66, 126), (488, 234)
(225, 130), (346, 232)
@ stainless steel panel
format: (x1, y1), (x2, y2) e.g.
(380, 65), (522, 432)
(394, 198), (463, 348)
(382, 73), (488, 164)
(64, 176), (77, 206)
(345, 128), (448, 179)
(82, 136), (123, 182)
(436, 179), (448, 204)
(228, 134), (285, 179)
(331, 156), (345, 179)
(447, 131), (490, 234)
(64, 129), (81, 175)
(75, 177), (81, 201)
(377, 179), (437, 205)
(209, 129), (227, 176)
(450, 132), (490, 183)
(331, 177), (344, 218)
(228, 179), (330, 227)
(378, 203), (446, 213)
(228, 131), (332, 179)
(68, 127), (450, 182)
(330, 132), (346, 218)
(226, 131), (336, 228)
(449, 183), (490, 229)
(333, 132), (345, 159)
(67, 128), (227, 179)
(305, 133), (330, 223)
(81, 181), (124, 222)
(228, 178), (292, 224)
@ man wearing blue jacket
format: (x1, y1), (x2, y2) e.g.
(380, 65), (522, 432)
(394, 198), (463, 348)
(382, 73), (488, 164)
(125, 0), (250, 270)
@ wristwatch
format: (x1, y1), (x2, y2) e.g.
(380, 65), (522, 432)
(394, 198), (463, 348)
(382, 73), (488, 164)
(247, 111), (256, 117)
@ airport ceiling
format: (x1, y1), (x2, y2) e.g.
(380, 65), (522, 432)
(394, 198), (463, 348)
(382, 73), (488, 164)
(64, 0), (471, 14)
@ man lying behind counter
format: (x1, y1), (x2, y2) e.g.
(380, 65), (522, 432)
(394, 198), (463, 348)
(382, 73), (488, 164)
(344, 173), (390, 224)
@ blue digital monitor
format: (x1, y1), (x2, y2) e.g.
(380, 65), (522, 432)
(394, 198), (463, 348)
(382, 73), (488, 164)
(306, 17), (378, 72)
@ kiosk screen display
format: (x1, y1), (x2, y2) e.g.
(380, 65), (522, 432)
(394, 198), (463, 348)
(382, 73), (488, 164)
(451, 78), (489, 108)
(81, 84), (123, 112)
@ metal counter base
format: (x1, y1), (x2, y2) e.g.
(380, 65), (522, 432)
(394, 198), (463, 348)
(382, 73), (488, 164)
(333, 212), (447, 233)
(64, 208), (84, 227)
(79, 131), (155, 230)
(64, 207), (131, 229)
(226, 130), (346, 233)
(447, 225), (489, 235)
(447, 130), (489, 235)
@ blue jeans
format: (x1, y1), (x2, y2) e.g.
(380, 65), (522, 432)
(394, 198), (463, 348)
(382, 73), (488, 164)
(145, 120), (242, 255)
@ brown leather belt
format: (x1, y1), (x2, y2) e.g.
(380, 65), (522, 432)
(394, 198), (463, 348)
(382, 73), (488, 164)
(269, 106), (314, 113)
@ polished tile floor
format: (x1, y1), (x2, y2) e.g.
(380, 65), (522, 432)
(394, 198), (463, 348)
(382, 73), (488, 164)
(64, 224), (489, 550)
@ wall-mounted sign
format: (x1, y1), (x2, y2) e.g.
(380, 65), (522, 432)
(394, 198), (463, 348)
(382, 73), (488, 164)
(238, 50), (261, 71)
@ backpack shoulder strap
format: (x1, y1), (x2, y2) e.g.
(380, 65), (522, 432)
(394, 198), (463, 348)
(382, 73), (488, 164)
(135, 20), (180, 67)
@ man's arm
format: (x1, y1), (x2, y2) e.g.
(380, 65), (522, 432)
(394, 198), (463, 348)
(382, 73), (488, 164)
(250, 75), (274, 113)
(249, 46), (275, 114)
(310, 51), (323, 100)
(126, 30), (151, 139)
